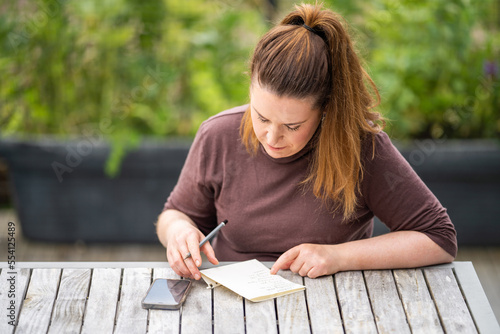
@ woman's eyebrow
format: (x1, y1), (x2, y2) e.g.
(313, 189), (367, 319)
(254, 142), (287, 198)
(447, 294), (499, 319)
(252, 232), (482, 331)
(253, 107), (268, 120)
(253, 106), (307, 126)
(285, 119), (307, 126)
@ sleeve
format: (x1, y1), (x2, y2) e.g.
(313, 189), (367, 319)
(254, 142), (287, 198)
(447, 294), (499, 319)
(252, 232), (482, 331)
(163, 123), (218, 235)
(361, 132), (458, 257)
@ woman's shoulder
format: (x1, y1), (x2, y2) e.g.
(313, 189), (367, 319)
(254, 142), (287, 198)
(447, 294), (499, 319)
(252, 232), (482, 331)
(360, 130), (400, 166)
(362, 129), (391, 149)
(199, 104), (248, 135)
(194, 104), (248, 150)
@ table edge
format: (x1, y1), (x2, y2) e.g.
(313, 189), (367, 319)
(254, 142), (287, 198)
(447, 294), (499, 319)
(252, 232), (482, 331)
(452, 261), (500, 333)
(0, 261), (467, 269)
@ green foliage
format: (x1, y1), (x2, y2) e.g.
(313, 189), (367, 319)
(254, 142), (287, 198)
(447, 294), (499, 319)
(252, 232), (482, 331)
(326, 0), (500, 139)
(0, 0), (498, 162)
(0, 0), (266, 174)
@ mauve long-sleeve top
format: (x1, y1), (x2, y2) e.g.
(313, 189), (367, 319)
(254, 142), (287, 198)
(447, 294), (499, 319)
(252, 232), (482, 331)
(163, 105), (457, 260)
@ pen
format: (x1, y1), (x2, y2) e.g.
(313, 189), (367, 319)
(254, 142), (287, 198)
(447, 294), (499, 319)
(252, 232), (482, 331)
(183, 220), (228, 260)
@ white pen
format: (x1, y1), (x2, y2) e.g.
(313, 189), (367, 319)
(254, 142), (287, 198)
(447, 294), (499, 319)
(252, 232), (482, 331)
(183, 220), (228, 260)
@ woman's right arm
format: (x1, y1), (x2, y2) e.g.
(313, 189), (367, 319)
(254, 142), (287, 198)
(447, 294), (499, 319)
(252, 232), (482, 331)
(156, 209), (219, 280)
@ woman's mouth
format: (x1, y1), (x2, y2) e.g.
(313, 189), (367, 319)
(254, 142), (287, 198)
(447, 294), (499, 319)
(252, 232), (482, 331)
(267, 144), (285, 151)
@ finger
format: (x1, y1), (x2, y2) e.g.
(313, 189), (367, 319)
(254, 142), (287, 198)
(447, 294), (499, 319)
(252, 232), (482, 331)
(201, 242), (219, 265)
(297, 263), (312, 277)
(185, 235), (203, 267)
(180, 238), (203, 279)
(174, 264), (193, 279)
(270, 247), (300, 274)
(307, 266), (320, 279)
(290, 258), (307, 274)
(183, 257), (201, 280)
(167, 242), (199, 279)
(166, 248), (191, 278)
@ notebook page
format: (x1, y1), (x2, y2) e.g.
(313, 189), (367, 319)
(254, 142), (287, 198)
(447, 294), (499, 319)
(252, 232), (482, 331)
(200, 259), (305, 302)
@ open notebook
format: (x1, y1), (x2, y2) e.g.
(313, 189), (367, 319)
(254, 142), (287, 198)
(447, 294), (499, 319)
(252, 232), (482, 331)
(199, 259), (305, 302)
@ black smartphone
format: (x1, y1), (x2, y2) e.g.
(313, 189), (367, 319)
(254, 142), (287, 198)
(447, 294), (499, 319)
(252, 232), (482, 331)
(141, 278), (192, 310)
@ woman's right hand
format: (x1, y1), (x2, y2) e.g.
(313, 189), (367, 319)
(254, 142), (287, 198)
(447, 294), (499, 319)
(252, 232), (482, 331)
(157, 210), (219, 279)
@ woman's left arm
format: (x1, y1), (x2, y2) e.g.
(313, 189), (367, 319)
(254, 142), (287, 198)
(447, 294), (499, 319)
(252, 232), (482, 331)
(272, 132), (457, 278)
(270, 230), (454, 278)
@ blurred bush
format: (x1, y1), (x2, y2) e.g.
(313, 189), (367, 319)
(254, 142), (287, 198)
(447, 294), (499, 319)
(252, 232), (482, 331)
(328, 0), (499, 139)
(0, 0), (498, 149)
(0, 0), (267, 173)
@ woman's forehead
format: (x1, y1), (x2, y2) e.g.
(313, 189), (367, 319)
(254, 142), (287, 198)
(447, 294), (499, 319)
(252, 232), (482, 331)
(250, 83), (319, 121)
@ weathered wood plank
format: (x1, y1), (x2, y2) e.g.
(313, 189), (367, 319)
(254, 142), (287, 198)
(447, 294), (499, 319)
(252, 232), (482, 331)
(457, 248), (500, 323)
(485, 248), (500, 321)
(180, 279), (213, 334)
(335, 270), (377, 334)
(0, 268), (31, 334)
(48, 269), (91, 334)
(304, 275), (343, 334)
(424, 268), (478, 333)
(276, 271), (310, 334)
(147, 267), (182, 334)
(393, 269), (443, 334)
(16, 268), (61, 333)
(245, 298), (278, 334)
(13, 261), (172, 269)
(81, 268), (121, 334)
(213, 285), (245, 333)
(452, 261), (500, 334)
(364, 270), (411, 334)
(114, 268), (151, 334)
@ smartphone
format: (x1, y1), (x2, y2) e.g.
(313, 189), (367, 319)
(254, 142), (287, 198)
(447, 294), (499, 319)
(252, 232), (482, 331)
(142, 278), (192, 310)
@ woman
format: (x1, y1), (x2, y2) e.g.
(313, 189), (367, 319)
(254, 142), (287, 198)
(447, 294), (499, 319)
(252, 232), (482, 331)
(156, 3), (457, 280)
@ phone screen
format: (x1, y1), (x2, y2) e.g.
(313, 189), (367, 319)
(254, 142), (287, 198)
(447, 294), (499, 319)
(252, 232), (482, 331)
(142, 279), (192, 310)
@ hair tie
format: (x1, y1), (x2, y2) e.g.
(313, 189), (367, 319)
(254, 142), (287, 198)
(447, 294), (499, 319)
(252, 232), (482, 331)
(302, 23), (327, 45)
(302, 23), (317, 34)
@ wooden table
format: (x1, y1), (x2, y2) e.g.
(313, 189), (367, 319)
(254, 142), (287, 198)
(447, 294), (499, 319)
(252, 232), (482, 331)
(1, 261), (498, 333)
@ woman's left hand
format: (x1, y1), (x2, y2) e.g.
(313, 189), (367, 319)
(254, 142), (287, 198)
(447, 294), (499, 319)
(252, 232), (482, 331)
(270, 243), (341, 278)
(270, 232), (455, 278)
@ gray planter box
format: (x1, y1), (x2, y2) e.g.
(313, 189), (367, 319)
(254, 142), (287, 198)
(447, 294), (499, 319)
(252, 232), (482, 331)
(0, 137), (190, 243)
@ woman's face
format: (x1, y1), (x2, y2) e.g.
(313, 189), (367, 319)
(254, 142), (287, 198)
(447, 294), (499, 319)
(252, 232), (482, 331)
(250, 81), (322, 159)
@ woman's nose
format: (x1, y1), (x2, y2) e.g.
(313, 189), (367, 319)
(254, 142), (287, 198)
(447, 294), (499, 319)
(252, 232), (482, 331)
(266, 125), (283, 145)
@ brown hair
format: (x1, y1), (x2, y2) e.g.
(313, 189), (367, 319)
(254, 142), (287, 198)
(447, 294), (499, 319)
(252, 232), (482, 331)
(240, 3), (384, 219)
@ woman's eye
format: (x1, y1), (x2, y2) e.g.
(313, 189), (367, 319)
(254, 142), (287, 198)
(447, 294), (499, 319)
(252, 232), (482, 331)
(256, 114), (300, 131)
